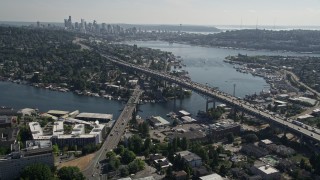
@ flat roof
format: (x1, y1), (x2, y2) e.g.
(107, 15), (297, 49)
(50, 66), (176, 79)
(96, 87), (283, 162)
(313, 109), (320, 113)
(290, 97), (317, 105)
(274, 100), (287, 104)
(90, 124), (105, 134)
(65, 118), (91, 125)
(54, 134), (96, 139)
(53, 121), (64, 135)
(258, 165), (279, 174)
(29, 122), (43, 139)
(181, 116), (196, 123)
(151, 116), (170, 126)
(76, 113), (113, 120)
(71, 124), (85, 135)
(179, 110), (191, 116)
(47, 110), (70, 115)
(261, 139), (273, 145)
(200, 173), (223, 180)
(297, 114), (314, 119)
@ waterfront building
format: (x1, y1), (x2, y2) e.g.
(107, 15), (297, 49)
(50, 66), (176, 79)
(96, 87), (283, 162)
(89, 122), (106, 143)
(148, 116), (170, 128)
(71, 124), (85, 135)
(76, 112), (113, 123)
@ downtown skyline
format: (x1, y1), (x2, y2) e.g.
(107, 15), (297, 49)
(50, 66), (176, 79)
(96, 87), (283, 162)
(1, 0), (320, 26)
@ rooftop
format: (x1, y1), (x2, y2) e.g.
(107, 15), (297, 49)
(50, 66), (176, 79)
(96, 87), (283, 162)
(52, 121), (64, 135)
(176, 150), (202, 162)
(53, 134), (97, 139)
(150, 116), (170, 126)
(71, 124), (85, 135)
(258, 165), (279, 174)
(47, 110), (70, 116)
(200, 173), (224, 180)
(178, 110), (191, 116)
(90, 124), (105, 134)
(260, 139), (273, 145)
(181, 116), (196, 123)
(29, 122), (43, 139)
(76, 112), (113, 120)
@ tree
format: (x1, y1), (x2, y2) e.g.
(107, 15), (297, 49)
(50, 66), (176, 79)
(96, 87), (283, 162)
(121, 149), (136, 164)
(57, 166), (85, 180)
(127, 159), (145, 174)
(300, 159), (306, 169)
(128, 134), (143, 154)
(219, 165), (227, 176)
(144, 138), (152, 151)
(227, 133), (235, 143)
(109, 155), (121, 170)
(20, 163), (53, 180)
(53, 144), (59, 154)
(166, 166), (173, 179)
(181, 137), (189, 150)
(243, 133), (259, 143)
(120, 167), (129, 177)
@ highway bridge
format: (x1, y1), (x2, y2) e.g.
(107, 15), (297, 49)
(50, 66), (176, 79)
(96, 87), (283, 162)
(102, 54), (320, 144)
(83, 86), (143, 179)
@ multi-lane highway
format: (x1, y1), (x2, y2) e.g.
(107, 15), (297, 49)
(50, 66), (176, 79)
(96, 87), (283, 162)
(102, 54), (320, 143)
(82, 86), (143, 179)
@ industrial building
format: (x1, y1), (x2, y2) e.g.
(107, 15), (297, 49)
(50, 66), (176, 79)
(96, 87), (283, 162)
(148, 116), (170, 128)
(209, 121), (241, 140)
(76, 112), (113, 123)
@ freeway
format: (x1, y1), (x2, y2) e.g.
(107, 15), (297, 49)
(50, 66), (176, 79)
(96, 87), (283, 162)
(102, 54), (320, 144)
(82, 86), (143, 179)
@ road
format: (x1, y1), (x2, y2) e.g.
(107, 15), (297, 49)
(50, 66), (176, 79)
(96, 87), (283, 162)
(101, 54), (320, 143)
(82, 86), (143, 179)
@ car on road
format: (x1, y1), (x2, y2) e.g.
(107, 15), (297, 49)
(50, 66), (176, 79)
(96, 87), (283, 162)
(311, 133), (314, 136)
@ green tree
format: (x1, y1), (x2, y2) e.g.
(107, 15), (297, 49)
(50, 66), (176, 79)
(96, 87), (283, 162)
(127, 159), (145, 174)
(227, 133), (234, 143)
(219, 165), (227, 176)
(57, 166), (85, 180)
(121, 149), (136, 164)
(109, 155), (121, 170)
(128, 134), (143, 154)
(20, 163), (53, 180)
(53, 144), (59, 154)
(243, 133), (259, 143)
(181, 137), (189, 150)
(120, 167), (129, 177)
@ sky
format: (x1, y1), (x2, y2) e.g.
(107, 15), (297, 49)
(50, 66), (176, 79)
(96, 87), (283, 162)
(1, 0), (320, 26)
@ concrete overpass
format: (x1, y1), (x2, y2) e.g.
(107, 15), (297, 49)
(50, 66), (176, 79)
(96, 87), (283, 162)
(102, 54), (320, 144)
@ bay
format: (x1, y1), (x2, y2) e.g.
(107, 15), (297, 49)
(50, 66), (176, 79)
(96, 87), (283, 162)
(1, 41), (312, 119)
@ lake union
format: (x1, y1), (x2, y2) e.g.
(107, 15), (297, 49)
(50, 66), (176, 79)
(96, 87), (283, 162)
(2, 41), (308, 119)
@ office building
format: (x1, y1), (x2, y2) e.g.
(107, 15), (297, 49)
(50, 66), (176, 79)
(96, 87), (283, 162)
(0, 140), (54, 180)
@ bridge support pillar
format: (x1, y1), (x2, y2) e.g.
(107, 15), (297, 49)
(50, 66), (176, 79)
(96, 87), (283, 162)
(206, 99), (216, 112)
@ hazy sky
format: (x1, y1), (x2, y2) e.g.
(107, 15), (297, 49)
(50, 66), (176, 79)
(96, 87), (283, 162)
(1, 0), (320, 26)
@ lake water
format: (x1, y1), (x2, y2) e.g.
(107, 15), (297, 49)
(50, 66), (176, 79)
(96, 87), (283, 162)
(0, 41), (311, 119)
